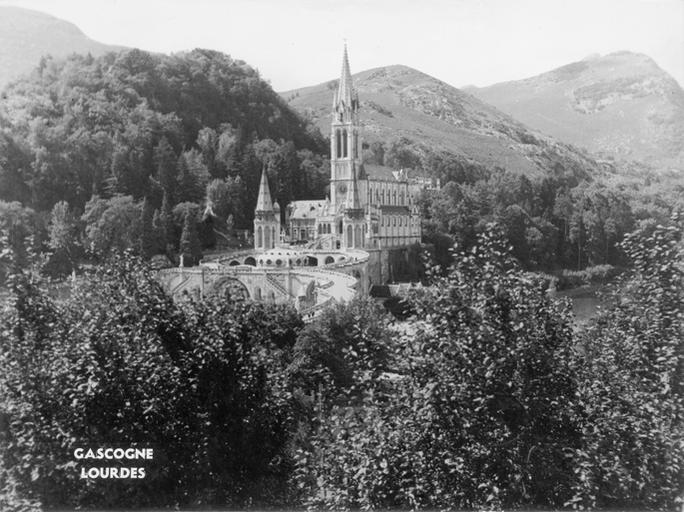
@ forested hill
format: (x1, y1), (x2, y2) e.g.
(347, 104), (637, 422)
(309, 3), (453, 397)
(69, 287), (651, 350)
(0, 48), (328, 216)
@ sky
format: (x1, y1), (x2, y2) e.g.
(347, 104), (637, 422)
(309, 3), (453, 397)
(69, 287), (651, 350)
(1, 0), (683, 91)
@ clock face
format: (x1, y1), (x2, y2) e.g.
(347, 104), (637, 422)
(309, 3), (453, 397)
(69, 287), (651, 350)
(338, 184), (347, 195)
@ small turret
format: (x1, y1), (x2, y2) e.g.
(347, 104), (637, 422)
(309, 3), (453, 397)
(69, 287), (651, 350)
(253, 167), (279, 251)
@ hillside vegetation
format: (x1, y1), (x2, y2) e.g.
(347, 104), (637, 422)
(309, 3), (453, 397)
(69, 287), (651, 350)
(0, 48), (331, 272)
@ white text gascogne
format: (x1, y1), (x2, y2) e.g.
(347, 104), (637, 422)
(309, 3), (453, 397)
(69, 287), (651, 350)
(74, 447), (154, 460)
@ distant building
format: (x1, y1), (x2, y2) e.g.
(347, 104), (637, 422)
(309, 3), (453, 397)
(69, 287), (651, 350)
(254, 46), (428, 251)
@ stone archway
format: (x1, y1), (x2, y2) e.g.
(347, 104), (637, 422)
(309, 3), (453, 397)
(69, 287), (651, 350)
(208, 277), (250, 300)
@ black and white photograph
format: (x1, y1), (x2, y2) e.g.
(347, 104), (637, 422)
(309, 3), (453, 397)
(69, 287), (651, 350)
(0, 0), (682, 510)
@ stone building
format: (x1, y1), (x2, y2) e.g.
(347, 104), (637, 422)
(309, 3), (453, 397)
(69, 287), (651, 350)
(255, 45), (425, 252)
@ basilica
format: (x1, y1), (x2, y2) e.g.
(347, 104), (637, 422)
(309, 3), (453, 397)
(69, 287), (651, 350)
(254, 46), (424, 252)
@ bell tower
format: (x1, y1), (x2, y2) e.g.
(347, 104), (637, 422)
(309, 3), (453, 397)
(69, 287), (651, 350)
(330, 44), (362, 211)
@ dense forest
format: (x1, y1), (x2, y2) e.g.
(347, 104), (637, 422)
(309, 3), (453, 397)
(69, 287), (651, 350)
(0, 48), (682, 510)
(0, 48), (329, 270)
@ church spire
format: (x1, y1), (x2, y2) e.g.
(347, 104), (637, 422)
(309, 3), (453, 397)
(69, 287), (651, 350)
(255, 166), (274, 212)
(334, 43), (357, 111)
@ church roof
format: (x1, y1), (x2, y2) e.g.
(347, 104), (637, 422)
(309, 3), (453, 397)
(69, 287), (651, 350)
(288, 200), (329, 219)
(255, 168), (274, 212)
(380, 205), (411, 215)
(362, 163), (400, 181)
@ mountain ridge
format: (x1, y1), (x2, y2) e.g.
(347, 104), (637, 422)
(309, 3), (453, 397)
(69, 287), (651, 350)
(0, 6), (123, 89)
(282, 63), (608, 181)
(467, 51), (684, 170)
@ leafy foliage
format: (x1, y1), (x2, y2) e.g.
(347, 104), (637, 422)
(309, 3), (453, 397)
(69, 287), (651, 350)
(569, 217), (683, 510)
(0, 251), (303, 509)
(295, 227), (581, 510)
(0, 48), (328, 225)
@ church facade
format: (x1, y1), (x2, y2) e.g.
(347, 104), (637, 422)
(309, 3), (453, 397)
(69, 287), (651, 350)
(254, 46), (424, 252)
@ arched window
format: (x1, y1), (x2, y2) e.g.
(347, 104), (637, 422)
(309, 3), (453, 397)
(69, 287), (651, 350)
(393, 190), (397, 205)
(347, 224), (353, 247)
(256, 226), (263, 248)
(353, 131), (358, 158)
(354, 225), (362, 247)
(255, 287), (262, 300)
(342, 129), (348, 157)
(335, 130), (342, 158)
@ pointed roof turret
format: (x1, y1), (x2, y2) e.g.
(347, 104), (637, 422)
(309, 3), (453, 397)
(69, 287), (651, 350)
(255, 167), (274, 213)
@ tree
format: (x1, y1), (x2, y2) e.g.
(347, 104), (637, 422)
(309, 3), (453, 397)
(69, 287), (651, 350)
(138, 197), (156, 259)
(179, 211), (201, 266)
(82, 195), (141, 257)
(289, 297), (392, 397)
(159, 191), (175, 253)
(205, 179), (232, 220)
(0, 201), (43, 278)
(154, 137), (177, 200)
(569, 218), (683, 510)
(175, 153), (200, 204)
(215, 123), (239, 177)
(196, 127), (219, 178)
(47, 201), (79, 274)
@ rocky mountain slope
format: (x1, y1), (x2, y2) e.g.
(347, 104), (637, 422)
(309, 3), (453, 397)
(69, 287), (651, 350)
(467, 52), (684, 170)
(0, 6), (122, 90)
(282, 64), (608, 180)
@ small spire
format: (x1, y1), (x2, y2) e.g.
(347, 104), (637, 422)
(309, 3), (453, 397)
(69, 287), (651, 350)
(255, 167), (274, 212)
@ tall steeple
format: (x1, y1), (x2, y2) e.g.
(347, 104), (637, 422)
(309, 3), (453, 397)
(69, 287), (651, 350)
(330, 43), (362, 211)
(334, 43), (355, 110)
(255, 167), (274, 213)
